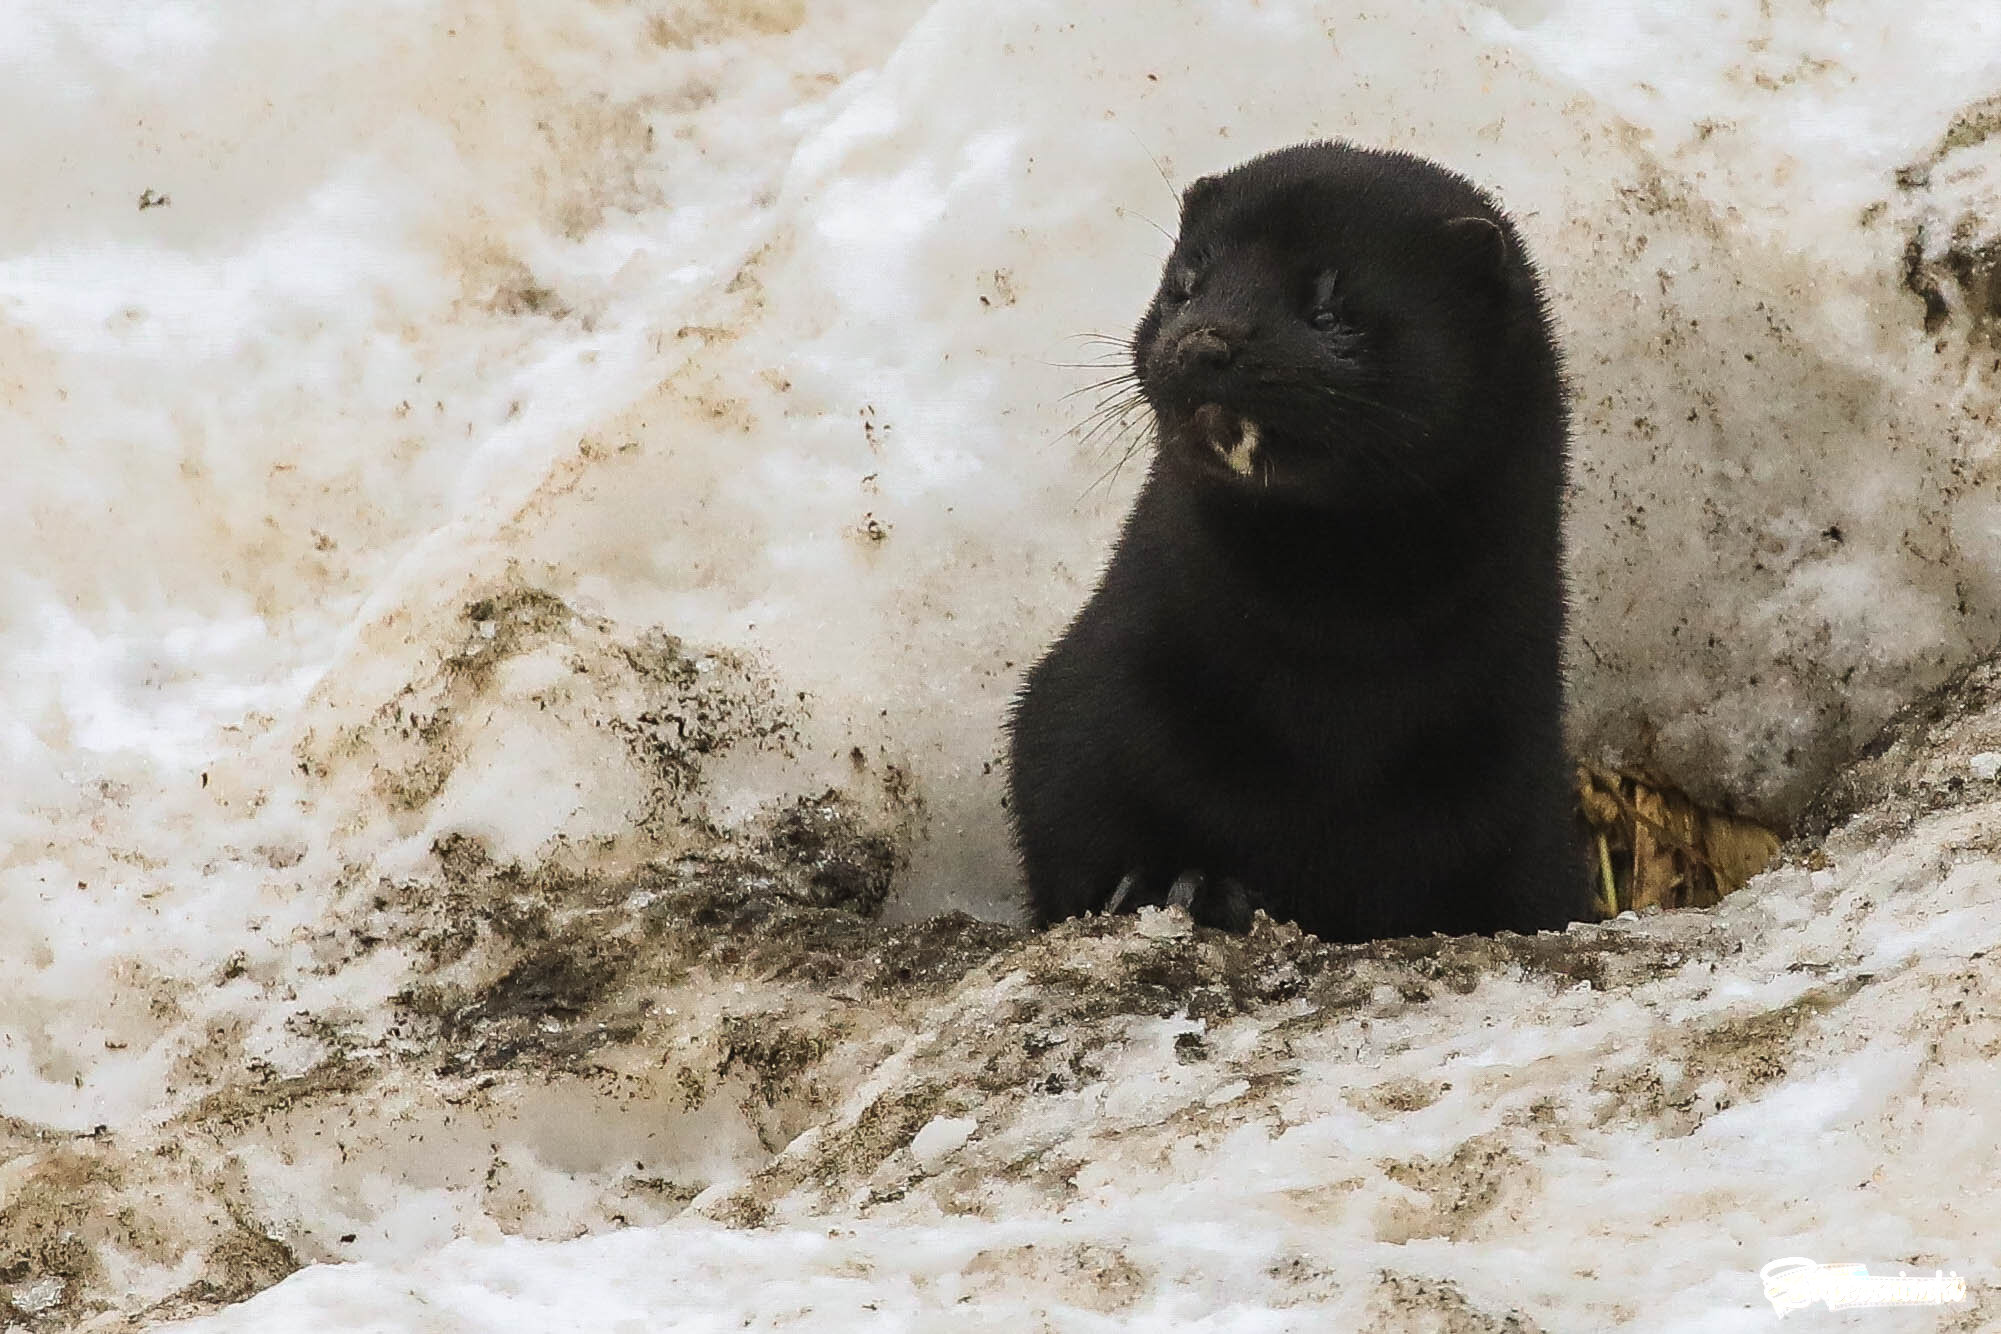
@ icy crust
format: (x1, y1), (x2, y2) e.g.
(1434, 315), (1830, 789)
(16, 726), (2001, 1329)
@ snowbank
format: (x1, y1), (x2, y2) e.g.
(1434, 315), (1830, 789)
(140, 670), (2001, 1329)
(5, 0), (2001, 1327)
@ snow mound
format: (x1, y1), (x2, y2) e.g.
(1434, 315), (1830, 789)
(102, 733), (2001, 1329)
(7, 0), (2001, 1328)
(18, 659), (2001, 1326)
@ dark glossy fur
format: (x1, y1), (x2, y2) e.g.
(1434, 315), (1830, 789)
(1007, 141), (1583, 942)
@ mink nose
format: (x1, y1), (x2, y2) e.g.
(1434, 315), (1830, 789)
(1174, 327), (1234, 369)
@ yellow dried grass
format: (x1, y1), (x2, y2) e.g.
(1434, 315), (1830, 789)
(1575, 765), (1780, 919)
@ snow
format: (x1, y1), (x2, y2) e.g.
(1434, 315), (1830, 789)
(141, 825), (2001, 1330)
(5, 0), (2001, 1329)
(907, 1114), (978, 1168)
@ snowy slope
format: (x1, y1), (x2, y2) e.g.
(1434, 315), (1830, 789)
(153, 727), (2001, 1331)
(3, 0), (2001, 1328)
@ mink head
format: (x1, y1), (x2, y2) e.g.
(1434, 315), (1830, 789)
(1131, 140), (1549, 513)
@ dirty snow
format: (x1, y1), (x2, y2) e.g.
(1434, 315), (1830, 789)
(5, 0), (2001, 1329)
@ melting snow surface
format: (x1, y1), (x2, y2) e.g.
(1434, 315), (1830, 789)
(5, 0), (2001, 1329)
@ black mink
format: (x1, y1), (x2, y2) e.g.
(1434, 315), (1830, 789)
(1006, 140), (1585, 941)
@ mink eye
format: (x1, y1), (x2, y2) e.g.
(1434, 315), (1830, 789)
(1164, 267), (1199, 305)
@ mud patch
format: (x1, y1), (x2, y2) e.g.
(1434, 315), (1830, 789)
(0, 1142), (108, 1326)
(1594, 980), (1864, 1135)
(1378, 1134), (1531, 1243)
(464, 249), (573, 321)
(1321, 920), (1695, 995)
(963, 1242), (1148, 1313)
(384, 791), (918, 1078)
(187, 1058), (375, 1132)
(139, 1221), (300, 1325)
(1369, 1271), (1547, 1334)
(644, 0), (809, 49)
(608, 627), (797, 823)
(1902, 227), (2001, 345)
(1347, 1077), (1448, 1118)
(0, 1120), (302, 1331)
(764, 791), (901, 915)
(305, 583), (799, 855)
(1895, 92), (2001, 351)
(1011, 912), (1687, 1032)
(717, 1015), (831, 1110)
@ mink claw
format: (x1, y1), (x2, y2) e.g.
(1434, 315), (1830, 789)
(1166, 870), (1204, 911)
(1102, 871), (1141, 915)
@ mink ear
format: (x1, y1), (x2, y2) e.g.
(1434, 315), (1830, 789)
(1442, 216), (1509, 286)
(1180, 174), (1224, 222)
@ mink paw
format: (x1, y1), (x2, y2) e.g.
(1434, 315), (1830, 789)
(1098, 869), (1258, 932)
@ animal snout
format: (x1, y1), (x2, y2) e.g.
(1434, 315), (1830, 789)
(1174, 327), (1234, 370)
